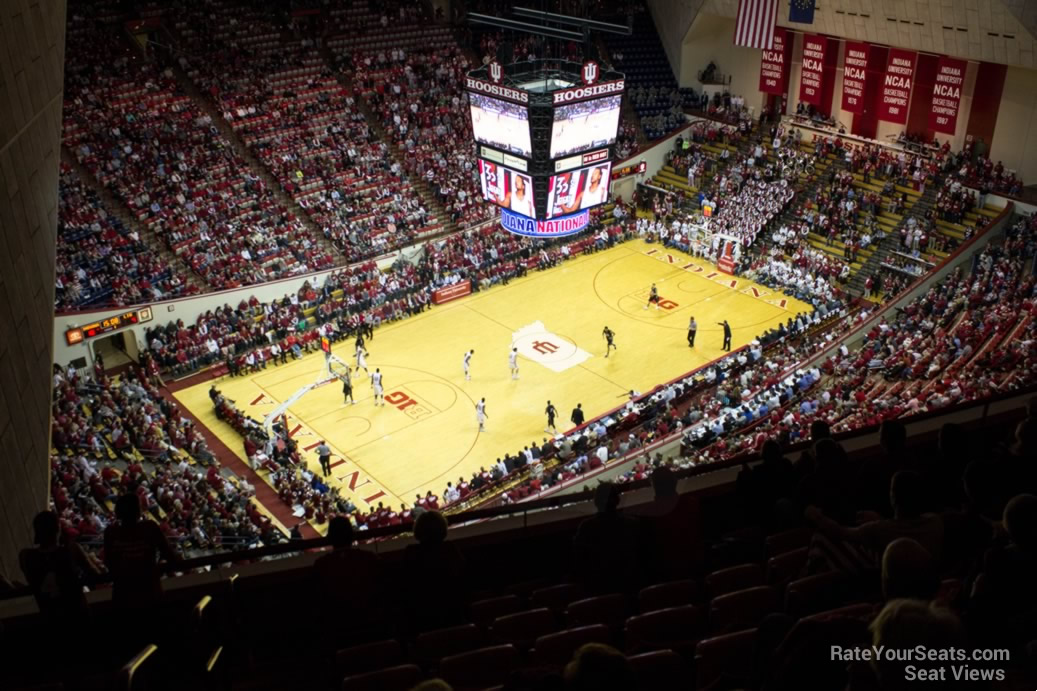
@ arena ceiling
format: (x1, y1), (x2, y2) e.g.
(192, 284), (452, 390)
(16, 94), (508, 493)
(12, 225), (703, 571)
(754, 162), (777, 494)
(663, 0), (1037, 69)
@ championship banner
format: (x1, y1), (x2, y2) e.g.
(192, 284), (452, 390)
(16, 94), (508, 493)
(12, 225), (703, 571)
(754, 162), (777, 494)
(878, 48), (916, 124)
(928, 56), (967, 134)
(841, 41), (870, 114)
(758, 27), (789, 95)
(798, 34), (826, 106)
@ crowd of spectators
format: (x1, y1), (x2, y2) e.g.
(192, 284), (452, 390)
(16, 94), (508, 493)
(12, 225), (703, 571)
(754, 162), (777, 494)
(49, 359), (280, 556)
(56, 164), (197, 310)
(62, 21), (332, 290)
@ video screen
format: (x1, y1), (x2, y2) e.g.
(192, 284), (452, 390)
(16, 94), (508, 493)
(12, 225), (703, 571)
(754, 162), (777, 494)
(469, 93), (533, 158)
(550, 95), (622, 159)
(546, 161), (613, 218)
(479, 159), (536, 218)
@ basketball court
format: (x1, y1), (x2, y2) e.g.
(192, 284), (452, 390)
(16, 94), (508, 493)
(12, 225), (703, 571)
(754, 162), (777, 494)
(173, 239), (811, 522)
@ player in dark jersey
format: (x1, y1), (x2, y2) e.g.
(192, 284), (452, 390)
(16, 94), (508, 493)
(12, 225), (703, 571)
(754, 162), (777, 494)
(602, 326), (617, 358)
(545, 400), (558, 433)
(645, 283), (661, 310)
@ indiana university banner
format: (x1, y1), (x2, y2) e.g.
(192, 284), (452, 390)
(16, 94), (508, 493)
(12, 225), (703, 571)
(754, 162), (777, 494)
(841, 41), (870, 114)
(928, 56), (967, 134)
(758, 27), (789, 95)
(878, 48), (916, 124)
(798, 34), (826, 106)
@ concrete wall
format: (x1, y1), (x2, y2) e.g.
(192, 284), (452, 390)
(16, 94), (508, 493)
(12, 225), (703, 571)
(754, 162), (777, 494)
(0, 0), (66, 584)
(645, 0), (705, 83)
(680, 14), (765, 114)
(989, 64), (1037, 185)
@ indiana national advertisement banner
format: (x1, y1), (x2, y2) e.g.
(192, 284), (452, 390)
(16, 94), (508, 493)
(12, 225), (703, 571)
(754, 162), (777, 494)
(878, 48), (916, 124)
(799, 34), (826, 106)
(758, 27), (789, 95)
(928, 56), (967, 134)
(841, 41), (869, 114)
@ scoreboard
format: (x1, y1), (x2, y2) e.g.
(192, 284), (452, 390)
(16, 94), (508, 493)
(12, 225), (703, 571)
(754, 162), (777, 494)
(65, 307), (153, 346)
(467, 58), (624, 237)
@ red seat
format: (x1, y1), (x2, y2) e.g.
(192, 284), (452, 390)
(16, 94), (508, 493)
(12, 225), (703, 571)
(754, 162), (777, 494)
(695, 628), (757, 689)
(564, 594), (627, 630)
(489, 608), (556, 651)
(530, 583), (584, 614)
(766, 546), (808, 585)
(637, 579), (699, 613)
(412, 623), (481, 668)
(439, 645), (519, 691)
(705, 563), (765, 598)
(765, 527), (814, 558)
(335, 639), (402, 676)
(784, 571), (850, 618)
(530, 625), (610, 668)
(624, 605), (707, 655)
(628, 650), (687, 691)
(709, 586), (781, 633)
(470, 595), (523, 631)
(341, 664), (422, 691)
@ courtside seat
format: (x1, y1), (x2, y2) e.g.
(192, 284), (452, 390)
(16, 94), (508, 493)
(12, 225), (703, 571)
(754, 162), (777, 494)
(530, 625), (610, 668)
(412, 624), (481, 669)
(628, 650), (687, 691)
(624, 604), (707, 657)
(336, 640), (403, 677)
(439, 645), (519, 691)
(695, 628), (757, 689)
(489, 608), (556, 651)
(341, 664), (422, 691)
(705, 563), (764, 598)
(564, 594), (628, 631)
(638, 579), (699, 613)
(709, 585), (782, 633)
(470, 595), (523, 632)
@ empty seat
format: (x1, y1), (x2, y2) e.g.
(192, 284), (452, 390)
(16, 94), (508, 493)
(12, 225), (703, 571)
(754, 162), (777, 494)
(412, 623), (481, 668)
(709, 586), (781, 633)
(705, 563), (765, 598)
(439, 645), (519, 691)
(489, 608), (556, 651)
(628, 650), (687, 691)
(531, 625), (610, 668)
(765, 527), (814, 558)
(470, 595), (523, 631)
(564, 594), (627, 630)
(530, 583), (584, 614)
(766, 547), (808, 585)
(624, 605), (707, 655)
(784, 572), (850, 618)
(695, 628), (757, 689)
(341, 664), (422, 691)
(336, 639), (403, 676)
(637, 579), (698, 613)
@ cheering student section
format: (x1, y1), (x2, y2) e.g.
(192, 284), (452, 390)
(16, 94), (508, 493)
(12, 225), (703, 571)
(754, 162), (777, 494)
(550, 95), (623, 158)
(468, 93), (532, 158)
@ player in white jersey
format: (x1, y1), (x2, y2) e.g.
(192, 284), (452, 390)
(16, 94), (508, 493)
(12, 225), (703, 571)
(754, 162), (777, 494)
(552, 170), (584, 216)
(508, 175), (535, 217)
(580, 165), (609, 209)
(482, 161), (504, 204)
(355, 347), (369, 375)
(371, 368), (384, 406)
(463, 349), (474, 381)
(508, 347), (519, 379)
(475, 397), (488, 431)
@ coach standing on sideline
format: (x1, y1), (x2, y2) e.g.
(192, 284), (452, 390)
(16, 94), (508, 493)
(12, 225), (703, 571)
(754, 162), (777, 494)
(571, 403), (585, 428)
(688, 316), (697, 347)
(718, 320), (732, 351)
(317, 441), (332, 477)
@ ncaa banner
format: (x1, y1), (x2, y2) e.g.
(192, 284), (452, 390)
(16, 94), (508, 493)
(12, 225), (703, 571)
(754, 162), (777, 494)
(878, 48), (916, 124)
(798, 34), (826, 106)
(841, 41), (870, 114)
(758, 27), (788, 95)
(928, 56), (967, 134)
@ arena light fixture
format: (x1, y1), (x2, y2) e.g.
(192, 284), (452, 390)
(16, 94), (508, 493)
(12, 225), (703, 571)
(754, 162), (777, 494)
(466, 13), (584, 42)
(511, 8), (632, 36)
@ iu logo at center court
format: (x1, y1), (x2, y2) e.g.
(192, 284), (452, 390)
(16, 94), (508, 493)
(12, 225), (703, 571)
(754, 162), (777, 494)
(489, 61), (503, 83)
(582, 60), (599, 85)
(513, 321), (592, 373)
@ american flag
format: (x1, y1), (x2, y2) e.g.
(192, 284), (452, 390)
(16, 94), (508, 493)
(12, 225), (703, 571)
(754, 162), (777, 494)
(734, 0), (779, 50)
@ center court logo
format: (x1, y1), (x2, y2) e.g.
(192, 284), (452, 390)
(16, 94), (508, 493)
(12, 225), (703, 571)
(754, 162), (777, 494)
(513, 321), (592, 372)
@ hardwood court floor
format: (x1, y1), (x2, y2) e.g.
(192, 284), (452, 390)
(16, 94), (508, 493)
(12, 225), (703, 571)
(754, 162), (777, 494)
(174, 240), (811, 523)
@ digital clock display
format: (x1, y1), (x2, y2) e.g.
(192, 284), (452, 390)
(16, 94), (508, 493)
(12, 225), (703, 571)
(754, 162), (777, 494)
(66, 308), (150, 346)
